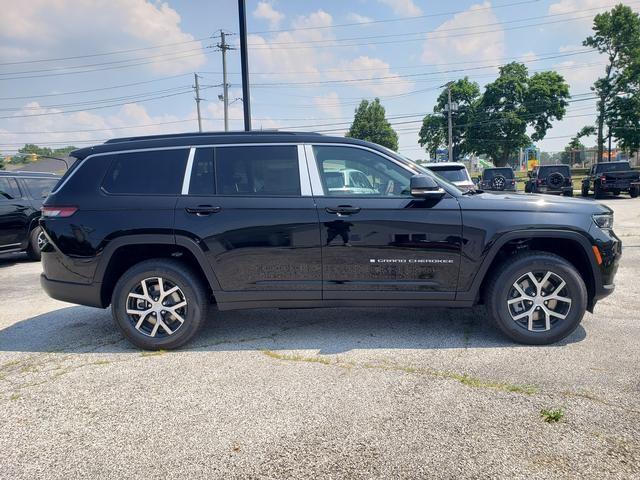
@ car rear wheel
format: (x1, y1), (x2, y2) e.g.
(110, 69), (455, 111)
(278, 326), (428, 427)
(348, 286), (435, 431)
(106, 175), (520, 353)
(631, 186), (639, 198)
(26, 226), (46, 261)
(594, 183), (604, 199)
(581, 185), (589, 197)
(486, 251), (587, 345)
(111, 259), (209, 350)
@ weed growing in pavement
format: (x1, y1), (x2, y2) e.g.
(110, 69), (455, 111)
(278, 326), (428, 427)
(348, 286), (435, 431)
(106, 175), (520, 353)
(540, 408), (565, 423)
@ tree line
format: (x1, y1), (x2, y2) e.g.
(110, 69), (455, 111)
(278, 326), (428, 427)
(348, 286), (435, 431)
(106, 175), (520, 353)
(347, 4), (640, 167)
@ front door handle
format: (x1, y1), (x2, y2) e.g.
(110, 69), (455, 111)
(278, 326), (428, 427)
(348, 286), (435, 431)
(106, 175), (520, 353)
(325, 205), (361, 216)
(185, 205), (221, 216)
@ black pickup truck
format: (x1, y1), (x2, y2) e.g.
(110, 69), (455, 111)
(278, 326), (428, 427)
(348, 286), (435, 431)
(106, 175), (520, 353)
(581, 161), (640, 198)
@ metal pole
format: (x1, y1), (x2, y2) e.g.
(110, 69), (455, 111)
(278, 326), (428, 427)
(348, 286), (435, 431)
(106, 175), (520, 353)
(238, 0), (251, 131)
(221, 32), (230, 132)
(194, 73), (202, 133)
(608, 129), (612, 162)
(447, 84), (453, 162)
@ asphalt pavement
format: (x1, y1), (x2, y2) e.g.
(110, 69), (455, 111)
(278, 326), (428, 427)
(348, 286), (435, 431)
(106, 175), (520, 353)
(0, 197), (638, 479)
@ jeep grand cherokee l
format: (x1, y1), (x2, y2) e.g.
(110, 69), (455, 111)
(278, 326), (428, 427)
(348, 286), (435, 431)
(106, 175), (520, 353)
(40, 132), (620, 349)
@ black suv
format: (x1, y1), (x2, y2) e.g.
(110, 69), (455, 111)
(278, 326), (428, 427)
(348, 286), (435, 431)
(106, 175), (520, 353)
(40, 132), (620, 349)
(477, 167), (517, 192)
(581, 161), (640, 198)
(0, 171), (59, 260)
(525, 165), (573, 196)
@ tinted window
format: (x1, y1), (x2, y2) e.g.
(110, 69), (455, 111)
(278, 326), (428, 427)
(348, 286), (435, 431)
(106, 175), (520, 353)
(540, 165), (570, 176)
(596, 162), (631, 173)
(483, 168), (514, 180)
(314, 145), (411, 197)
(215, 145), (300, 196)
(429, 166), (469, 182)
(102, 149), (188, 194)
(0, 178), (20, 200)
(23, 178), (58, 199)
(189, 148), (215, 195)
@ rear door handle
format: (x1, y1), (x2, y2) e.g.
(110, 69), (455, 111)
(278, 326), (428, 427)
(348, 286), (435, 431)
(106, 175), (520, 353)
(325, 205), (361, 216)
(185, 205), (221, 216)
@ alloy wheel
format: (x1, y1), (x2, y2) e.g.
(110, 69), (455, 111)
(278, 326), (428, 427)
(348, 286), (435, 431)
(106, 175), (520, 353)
(37, 230), (47, 250)
(125, 277), (187, 338)
(507, 271), (572, 332)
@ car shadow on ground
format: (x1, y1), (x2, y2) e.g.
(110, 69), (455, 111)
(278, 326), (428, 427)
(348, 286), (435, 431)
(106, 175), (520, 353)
(0, 304), (586, 354)
(0, 252), (33, 268)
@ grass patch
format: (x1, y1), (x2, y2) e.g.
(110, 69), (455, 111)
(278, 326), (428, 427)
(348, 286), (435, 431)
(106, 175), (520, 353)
(445, 372), (538, 395)
(10, 393), (21, 401)
(540, 408), (565, 423)
(140, 350), (167, 357)
(262, 350), (335, 366)
(92, 360), (112, 365)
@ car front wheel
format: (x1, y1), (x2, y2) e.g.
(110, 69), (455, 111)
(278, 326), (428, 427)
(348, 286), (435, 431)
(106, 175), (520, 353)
(111, 259), (209, 350)
(486, 251), (587, 345)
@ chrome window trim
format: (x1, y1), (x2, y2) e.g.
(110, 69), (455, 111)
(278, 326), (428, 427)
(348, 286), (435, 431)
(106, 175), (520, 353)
(181, 147), (196, 195)
(297, 144), (312, 196)
(306, 143), (421, 196)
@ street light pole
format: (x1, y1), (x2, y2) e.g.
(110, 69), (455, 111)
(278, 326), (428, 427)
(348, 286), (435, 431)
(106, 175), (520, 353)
(447, 84), (454, 162)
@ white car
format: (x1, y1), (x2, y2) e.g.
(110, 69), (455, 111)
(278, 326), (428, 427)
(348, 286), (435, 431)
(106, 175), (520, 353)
(324, 168), (378, 195)
(423, 162), (475, 191)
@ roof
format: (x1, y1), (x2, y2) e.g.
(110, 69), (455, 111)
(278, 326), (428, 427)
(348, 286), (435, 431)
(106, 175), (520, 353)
(0, 170), (60, 178)
(70, 131), (382, 159)
(423, 162), (467, 168)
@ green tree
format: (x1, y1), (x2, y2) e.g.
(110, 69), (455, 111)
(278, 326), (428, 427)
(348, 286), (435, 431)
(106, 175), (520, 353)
(418, 77), (480, 159)
(609, 89), (640, 156)
(346, 98), (398, 151)
(19, 144), (53, 156)
(584, 4), (640, 161)
(466, 63), (570, 166)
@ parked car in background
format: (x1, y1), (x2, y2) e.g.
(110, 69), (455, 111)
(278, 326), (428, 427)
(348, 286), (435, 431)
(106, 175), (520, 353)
(477, 167), (517, 192)
(423, 162), (475, 191)
(0, 171), (60, 260)
(39, 132), (620, 350)
(581, 161), (640, 198)
(524, 165), (573, 196)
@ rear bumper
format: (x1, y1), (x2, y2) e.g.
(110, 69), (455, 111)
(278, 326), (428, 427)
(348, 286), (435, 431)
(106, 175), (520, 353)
(537, 186), (572, 194)
(40, 274), (105, 308)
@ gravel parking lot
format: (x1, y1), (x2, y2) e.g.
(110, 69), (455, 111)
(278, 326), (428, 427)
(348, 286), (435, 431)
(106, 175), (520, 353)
(1, 197), (638, 479)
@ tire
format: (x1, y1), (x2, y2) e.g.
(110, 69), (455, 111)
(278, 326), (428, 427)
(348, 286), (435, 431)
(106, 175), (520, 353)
(563, 190), (573, 197)
(594, 183), (603, 199)
(111, 259), (209, 350)
(485, 251), (587, 345)
(26, 226), (45, 261)
(524, 183), (531, 193)
(630, 187), (639, 198)
(581, 185), (589, 197)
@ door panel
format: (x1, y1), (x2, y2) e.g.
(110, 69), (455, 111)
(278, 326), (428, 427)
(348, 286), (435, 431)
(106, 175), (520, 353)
(0, 177), (32, 249)
(310, 144), (462, 300)
(174, 145), (322, 302)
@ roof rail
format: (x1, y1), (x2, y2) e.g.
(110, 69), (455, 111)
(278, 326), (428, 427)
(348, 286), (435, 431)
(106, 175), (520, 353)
(104, 130), (324, 144)
(1, 170), (58, 176)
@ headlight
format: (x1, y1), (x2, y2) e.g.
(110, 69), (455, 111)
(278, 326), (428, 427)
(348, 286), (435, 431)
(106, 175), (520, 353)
(592, 213), (613, 229)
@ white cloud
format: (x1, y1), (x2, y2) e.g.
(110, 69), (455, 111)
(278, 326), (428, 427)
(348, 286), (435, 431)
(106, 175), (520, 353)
(248, 10), (335, 83)
(347, 13), (374, 24)
(421, 1), (505, 66)
(328, 56), (413, 96)
(379, 0), (423, 17)
(313, 92), (343, 118)
(253, 2), (285, 28)
(0, 0), (205, 74)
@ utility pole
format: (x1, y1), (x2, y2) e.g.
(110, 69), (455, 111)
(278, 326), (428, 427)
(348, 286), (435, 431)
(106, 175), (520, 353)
(217, 31), (232, 132)
(193, 73), (202, 133)
(238, 0), (252, 131)
(442, 81), (456, 162)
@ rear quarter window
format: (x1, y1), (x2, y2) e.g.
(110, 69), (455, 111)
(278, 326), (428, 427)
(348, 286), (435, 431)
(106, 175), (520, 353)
(102, 149), (188, 195)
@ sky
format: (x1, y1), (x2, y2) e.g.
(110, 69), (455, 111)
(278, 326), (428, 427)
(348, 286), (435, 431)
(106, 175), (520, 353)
(0, 0), (638, 159)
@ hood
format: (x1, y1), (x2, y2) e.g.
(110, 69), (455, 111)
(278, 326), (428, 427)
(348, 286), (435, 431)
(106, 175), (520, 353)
(459, 191), (612, 215)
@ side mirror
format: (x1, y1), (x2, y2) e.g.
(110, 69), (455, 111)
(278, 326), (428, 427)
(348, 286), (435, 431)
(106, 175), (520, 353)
(410, 175), (445, 199)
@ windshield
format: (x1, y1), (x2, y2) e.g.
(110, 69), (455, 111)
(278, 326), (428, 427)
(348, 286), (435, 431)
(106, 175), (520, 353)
(483, 168), (514, 180)
(596, 162), (631, 173)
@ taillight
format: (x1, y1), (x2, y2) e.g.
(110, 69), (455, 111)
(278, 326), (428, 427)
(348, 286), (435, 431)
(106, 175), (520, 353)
(42, 206), (77, 218)
(536, 179), (543, 185)
(600, 175), (607, 183)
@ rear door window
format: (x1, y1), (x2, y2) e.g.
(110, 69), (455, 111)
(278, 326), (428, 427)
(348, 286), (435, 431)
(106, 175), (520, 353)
(215, 145), (300, 196)
(188, 148), (215, 195)
(23, 178), (59, 200)
(102, 149), (188, 195)
(0, 177), (21, 200)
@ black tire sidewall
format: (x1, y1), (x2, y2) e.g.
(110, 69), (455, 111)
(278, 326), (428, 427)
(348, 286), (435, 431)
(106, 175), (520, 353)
(112, 261), (207, 350)
(26, 226), (42, 261)
(489, 255), (587, 345)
